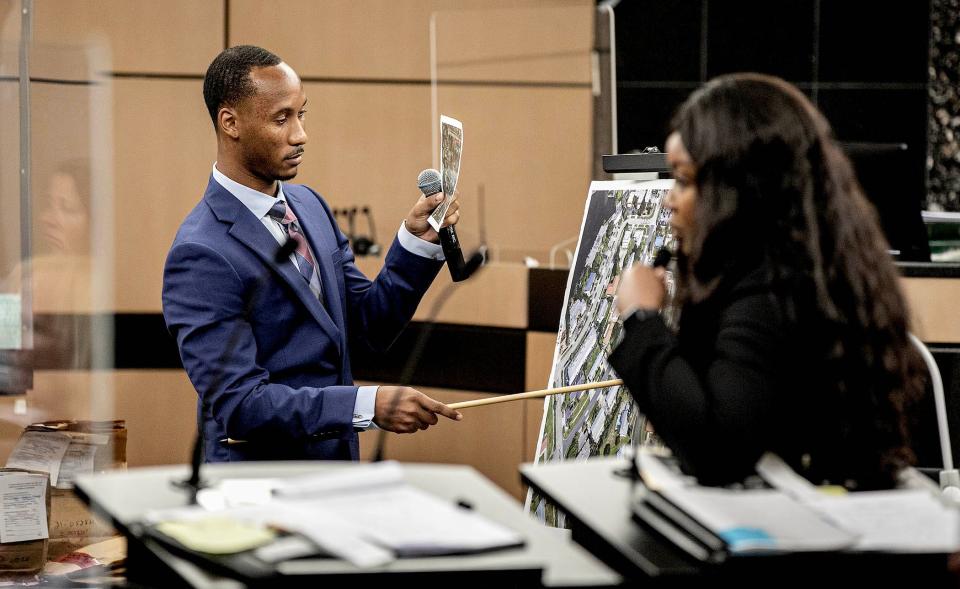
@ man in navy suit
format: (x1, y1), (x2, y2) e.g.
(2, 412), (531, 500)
(163, 45), (462, 462)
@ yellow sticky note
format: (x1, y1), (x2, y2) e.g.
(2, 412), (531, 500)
(817, 485), (848, 496)
(155, 517), (276, 554)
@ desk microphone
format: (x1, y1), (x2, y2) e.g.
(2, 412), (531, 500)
(175, 237), (298, 497)
(417, 168), (485, 282)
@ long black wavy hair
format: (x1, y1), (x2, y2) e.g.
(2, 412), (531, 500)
(670, 73), (925, 487)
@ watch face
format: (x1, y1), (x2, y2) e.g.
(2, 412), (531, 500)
(633, 309), (659, 322)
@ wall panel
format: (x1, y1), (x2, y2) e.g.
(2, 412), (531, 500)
(33, 0), (223, 76)
(359, 385), (526, 500)
(435, 84), (592, 261)
(902, 277), (960, 343)
(111, 79), (216, 312)
(229, 0), (591, 81)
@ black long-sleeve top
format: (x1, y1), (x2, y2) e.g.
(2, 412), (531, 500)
(609, 262), (895, 489)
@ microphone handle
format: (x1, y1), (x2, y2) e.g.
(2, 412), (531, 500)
(439, 225), (469, 282)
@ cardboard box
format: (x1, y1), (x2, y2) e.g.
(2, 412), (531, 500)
(5, 421), (127, 562)
(47, 487), (116, 560)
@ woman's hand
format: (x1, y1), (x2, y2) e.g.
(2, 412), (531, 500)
(616, 264), (667, 313)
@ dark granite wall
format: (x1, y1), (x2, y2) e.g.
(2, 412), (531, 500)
(614, 0), (960, 213)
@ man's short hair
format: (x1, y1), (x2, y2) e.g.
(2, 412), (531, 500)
(203, 45), (282, 131)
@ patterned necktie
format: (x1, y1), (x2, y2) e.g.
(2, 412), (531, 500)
(267, 200), (316, 286)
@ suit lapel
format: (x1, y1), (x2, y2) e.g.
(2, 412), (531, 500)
(203, 177), (342, 350)
(285, 187), (348, 343)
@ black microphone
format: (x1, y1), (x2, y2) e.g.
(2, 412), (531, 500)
(417, 168), (484, 282)
(175, 237), (298, 497)
(652, 246), (672, 269)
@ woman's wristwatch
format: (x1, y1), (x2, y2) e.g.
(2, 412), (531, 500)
(620, 306), (660, 323)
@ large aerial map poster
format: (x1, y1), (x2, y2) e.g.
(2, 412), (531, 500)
(529, 179), (675, 526)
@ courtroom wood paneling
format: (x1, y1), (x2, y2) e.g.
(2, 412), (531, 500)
(354, 259), (528, 328)
(359, 385), (526, 500)
(229, 0), (591, 81)
(435, 84), (592, 262)
(9, 370), (197, 468)
(434, 4), (592, 84)
(32, 0), (223, 76)
(902, 277), (960, 344)
(413, 262), (528, 328)
(293, 82), (433, 242)
(0, 0), (20, 67)
(111, 370), (197, 467)
(306, 82), (592, 266)
(111, 79), (216, 312)
(0, 79), (19, 280)
(0, 396), (33, 467)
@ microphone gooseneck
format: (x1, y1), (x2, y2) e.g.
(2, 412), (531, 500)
(176, 237), (298, 497)
(371, 170), (489, 462)
(370, 273), (481, 463)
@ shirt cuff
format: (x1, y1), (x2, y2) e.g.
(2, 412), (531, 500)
(398, 222), (445, 260)
(353, 386), (380, 431)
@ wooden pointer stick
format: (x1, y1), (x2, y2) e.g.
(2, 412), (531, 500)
(223, 379), (625, 443)
(447, 379), (624, 410)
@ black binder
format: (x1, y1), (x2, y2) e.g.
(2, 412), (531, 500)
(632, 483), (729, 564)
(630, 483), (728, 564)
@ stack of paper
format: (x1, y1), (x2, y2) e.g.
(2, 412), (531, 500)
(634, 450), (960, 558)
(5, 429), (108, 489)
(146, 461), (524, 568)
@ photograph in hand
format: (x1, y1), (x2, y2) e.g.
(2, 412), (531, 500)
(430, 115), (463, 231)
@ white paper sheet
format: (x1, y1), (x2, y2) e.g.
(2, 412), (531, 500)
(662, 486), (857, 553)
(5, 431), (71, 486)
(55, 443), (98, 489)
(148, 461), (524, 567)
(429, 114), (463, 231)
(810, 489), (960, 552)
(0, 472), (49, 543)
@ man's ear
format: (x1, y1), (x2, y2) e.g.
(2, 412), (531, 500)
(218, 107), (239, 140)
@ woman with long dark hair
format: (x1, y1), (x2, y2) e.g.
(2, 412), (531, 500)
(609, 73), (925, 490)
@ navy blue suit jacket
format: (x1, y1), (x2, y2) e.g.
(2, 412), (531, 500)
(162, 176), (443, 462)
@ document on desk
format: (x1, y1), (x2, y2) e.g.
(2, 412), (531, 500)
(147, 461), (524, 568)
(639, 451), (960, 555)
(305, 485), (525, 557)
(0, 471), (49, 543)
(660, 486), (857, 554)
(55, 443), (98, 489)
(809, 490), (960, 553)
(5, 431), (71, 486)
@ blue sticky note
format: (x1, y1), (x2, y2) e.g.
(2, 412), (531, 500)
(720, 527), (776, 552)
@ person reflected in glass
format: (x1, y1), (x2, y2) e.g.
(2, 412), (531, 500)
(610, 73), (925, 490)
(9, 161), (94, 369)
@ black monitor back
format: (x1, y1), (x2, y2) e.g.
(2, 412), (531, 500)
(841, 142), (930, 262)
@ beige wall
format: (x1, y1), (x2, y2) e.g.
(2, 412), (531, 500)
(902, 277), (960, 344)
(26, 0), (593, 314)
(1, 0), (591, 500)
